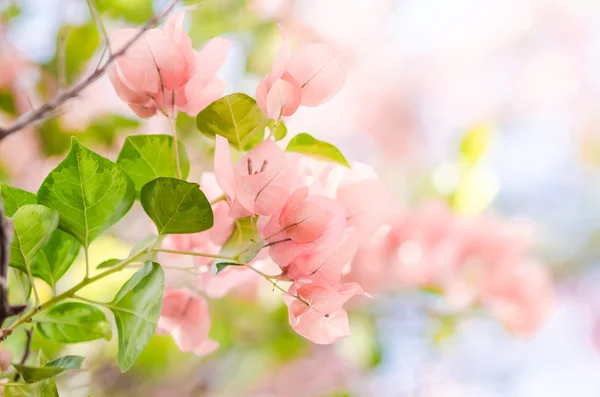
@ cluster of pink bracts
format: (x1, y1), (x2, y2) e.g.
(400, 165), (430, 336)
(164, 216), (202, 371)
(107, 13), (554, 355)
(159, 151), (396, 350)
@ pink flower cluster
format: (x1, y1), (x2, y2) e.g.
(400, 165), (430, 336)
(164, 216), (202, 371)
(214, 138), (397, 344)
(347, 202), (555, 337)
(107, 13), (230, 118)
(157, 140), (396, 350)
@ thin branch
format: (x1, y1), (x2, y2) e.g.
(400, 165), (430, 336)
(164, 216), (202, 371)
(0, 0), (180, 141)
(86, 0), (112, 56)
(12, 328), (32, 381)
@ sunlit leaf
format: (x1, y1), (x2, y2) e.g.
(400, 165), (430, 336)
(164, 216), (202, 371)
(37, 137), (136, 248)
(117, 135), (190, 194)
(110, 261), (164, 372)
(9, 205), (59, 275)
(196, 93), (268, 151)
(0, 183), (37, 217)
(140, 178), (213, 235)
(286, 133), (350, 167)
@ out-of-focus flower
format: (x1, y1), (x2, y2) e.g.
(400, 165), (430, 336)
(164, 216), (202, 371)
(256, 27), (345, 119)
(157, 288), (219, 356)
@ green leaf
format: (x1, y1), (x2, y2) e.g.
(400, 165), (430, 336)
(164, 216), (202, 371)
(286, 133), (350, 167)
(0, 183), (37, 217)
(31, 230), (80, 290)
(47, 23), (100, 85)
(116, 135), (190, 194)
(0, 90), (17, 116)
(140, 177), (213, 235)
(9, 205), (59, 275)
(196, 93), (268, 151)
(8, 267), (31, 303)
(270, 120), (287, 141)
(215, 262), (243, 274)
(13, 355), (84, 383)
(217, 217), (260, 266)
(37, 137), (136, 248)
(111, 261), (164, 372)
(96, 0), (153, 23)
(36, 302), (111, 343)
(39, 377), (59, 397)
(96, 258), (122, 270)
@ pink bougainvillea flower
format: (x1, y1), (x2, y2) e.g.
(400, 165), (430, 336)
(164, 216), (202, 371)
(485, 260), (555, 337)
(158, 288), (219, 356)
(286, 230), (359, 285)
(337, 178), (396, 245)
(284, 281), (366, 344)
(108, 13), (230, 118)
(256, 26), (345, 119)
(261, 187), (347, 269)
(214, 135), (300, 218)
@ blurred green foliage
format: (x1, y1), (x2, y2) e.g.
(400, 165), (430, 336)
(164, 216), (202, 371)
(46, 22), (100, 86)
(39, 116), (139, 156)
(97, 0), (153, 24)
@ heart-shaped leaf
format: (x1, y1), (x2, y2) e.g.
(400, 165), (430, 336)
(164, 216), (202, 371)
(196, 93), (268, 151)
(286, 133), (350, 167)
(110, 261), (164, 372)
(37, 137), (135, 248)
(9, 205), (59, 275)
(140, 177), (213, 235)
(0, 183), (37, 217)
(36, 302), (111, 343)
(13, 355), (84, 383)
(31, 230), (80, 290)
(116, 135), (190, 194)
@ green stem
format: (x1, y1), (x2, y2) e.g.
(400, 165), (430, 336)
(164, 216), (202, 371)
(153, 248), (236, 261)
(209, 195), (226, 206)
(168, 116), (182, 179)
(83, 246), (90, 280)
(1, 238), (157, 338)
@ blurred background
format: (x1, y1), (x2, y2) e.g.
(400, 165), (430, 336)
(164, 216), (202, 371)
(2, 0), (600, 396)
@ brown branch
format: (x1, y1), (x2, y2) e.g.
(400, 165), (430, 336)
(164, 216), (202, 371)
(0, 0), (180, 141)
(0, 207), (27, 333)
(12, 328), (33, 381)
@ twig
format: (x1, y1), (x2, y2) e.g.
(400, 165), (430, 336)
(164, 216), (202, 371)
(0, 207), (27, 331)
(57, 29), (69, 91)
(12, 328), (32, 381)
(0, 0), (180, 141)
(85, 0), (111, 56)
